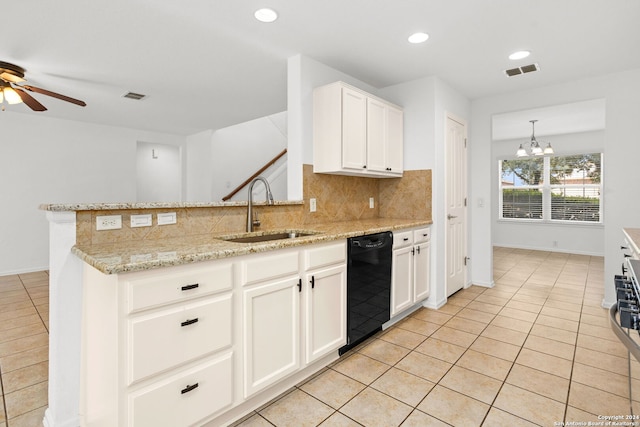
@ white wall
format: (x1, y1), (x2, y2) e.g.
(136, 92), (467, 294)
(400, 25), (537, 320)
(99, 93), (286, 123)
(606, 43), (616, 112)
(136, 141), (182, 202)
(185, 129), (214, 201)
(0, 111), (185, 275)
(184, 112), (287, 202)
(470, 68), (640, 306)
(492, 131), (605, 256)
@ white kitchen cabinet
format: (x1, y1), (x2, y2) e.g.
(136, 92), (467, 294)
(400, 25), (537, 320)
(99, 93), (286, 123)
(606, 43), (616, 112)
(241, 242), (347, 397)
(303, 242), (347, 364)
(313, 81), (403, 178)
(391, 227), (431, 317)
(81, 260), (235, 427)
(242, 276), (301, 398)
(81, 241), (346, 426)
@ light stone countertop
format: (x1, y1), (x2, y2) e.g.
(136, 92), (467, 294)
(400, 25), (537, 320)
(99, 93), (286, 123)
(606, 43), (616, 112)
(73, 218), (432, 275)
(40, 200), (303, 211)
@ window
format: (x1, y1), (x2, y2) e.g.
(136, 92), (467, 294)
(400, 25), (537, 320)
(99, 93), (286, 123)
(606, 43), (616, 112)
(499, 153), (602, 223)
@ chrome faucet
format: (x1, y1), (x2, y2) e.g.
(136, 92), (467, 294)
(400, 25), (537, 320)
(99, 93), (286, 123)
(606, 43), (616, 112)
(247, 176), (275, 232)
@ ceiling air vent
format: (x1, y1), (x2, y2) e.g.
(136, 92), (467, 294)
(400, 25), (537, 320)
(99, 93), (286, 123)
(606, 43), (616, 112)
(122, 92), (146, 100)
(504, 63), (540, 77)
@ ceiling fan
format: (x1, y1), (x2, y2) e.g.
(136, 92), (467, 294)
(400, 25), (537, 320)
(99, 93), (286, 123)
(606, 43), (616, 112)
(0, 61), (86, 111)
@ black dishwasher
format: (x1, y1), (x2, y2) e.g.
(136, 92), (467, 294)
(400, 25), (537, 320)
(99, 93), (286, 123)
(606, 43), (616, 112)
(339, 231), (393, 355)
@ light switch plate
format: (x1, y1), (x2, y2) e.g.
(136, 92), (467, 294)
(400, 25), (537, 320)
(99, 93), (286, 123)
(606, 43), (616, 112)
(309, 198), (317, 212)
(157, 212), (177, 225)
(130, 214), (152, 228)
(369, 197), (375, 209)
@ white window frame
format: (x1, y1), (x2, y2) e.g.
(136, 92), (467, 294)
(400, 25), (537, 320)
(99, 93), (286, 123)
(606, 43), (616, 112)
(498, 153), (603, 225)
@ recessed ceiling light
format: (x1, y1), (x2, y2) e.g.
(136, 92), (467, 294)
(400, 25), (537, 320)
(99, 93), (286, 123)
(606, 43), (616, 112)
(254, 8), (278, 23)
(509, 50), (531, 60)
(408, 32), (429, 44)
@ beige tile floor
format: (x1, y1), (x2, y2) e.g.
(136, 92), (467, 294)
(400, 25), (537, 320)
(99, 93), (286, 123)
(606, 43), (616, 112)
(234, 247), (640, 427)
(0, 271), (49, 427)
(0, 249), (636, 427)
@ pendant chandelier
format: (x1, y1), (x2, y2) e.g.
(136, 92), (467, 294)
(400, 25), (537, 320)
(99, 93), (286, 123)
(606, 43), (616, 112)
(516, 119), (554, 157)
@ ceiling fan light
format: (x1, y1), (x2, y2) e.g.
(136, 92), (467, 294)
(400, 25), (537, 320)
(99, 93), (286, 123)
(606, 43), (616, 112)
(544, 143), (554, 155)
(516, 144), (528, 157)
(3, 87), (22, 104)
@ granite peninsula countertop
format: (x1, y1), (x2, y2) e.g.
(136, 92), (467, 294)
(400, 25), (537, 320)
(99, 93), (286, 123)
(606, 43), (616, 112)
(73, 218), (432, 275)
(40, 200), (303, 211)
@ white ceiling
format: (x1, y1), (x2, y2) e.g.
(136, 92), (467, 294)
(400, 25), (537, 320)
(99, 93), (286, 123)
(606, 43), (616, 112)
(2, 0), (639, 135)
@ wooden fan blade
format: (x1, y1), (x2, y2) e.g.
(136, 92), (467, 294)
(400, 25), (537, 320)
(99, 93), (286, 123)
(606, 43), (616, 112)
(22, 84), (86, 107)
(0, 72), (25, 83)
(14, 88), (47, 111)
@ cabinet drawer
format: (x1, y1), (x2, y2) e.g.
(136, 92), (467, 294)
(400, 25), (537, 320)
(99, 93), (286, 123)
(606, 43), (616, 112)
(128, 294), (232, 384)
(413, 227), (430, 244)
(393, 231), (413, 249)
(129, 352), (233, 427)
(304, 241), (346, 271)
(126, 261), (233, 313)
(241, 250), (299, 286)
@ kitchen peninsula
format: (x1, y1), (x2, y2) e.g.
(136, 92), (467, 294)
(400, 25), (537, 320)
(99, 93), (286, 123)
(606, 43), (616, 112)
(41, 167), (433, 427)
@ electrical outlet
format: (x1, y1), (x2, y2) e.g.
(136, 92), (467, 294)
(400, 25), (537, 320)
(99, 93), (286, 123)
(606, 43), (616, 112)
(96, 215), (122, 230)
(130, 214), (152, 228)
(157, 212), (177, 225)
(309, 198), (317, 213)
(369, 197), (375, 209)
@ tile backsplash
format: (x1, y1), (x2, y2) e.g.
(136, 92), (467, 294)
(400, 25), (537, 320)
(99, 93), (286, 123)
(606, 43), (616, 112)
(76, 165), (432, 246)
(303, 164), (432, 224)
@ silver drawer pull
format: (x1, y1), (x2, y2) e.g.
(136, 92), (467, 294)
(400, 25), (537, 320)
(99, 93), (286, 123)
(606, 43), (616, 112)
(181, 283), (199, 291)
(181, 383), (199, 394)
(181, 318), (199, 327)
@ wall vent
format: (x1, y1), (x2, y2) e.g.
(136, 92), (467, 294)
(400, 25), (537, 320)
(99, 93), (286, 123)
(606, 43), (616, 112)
(504, 63), (540, 77)
(122, 92), (146, 100)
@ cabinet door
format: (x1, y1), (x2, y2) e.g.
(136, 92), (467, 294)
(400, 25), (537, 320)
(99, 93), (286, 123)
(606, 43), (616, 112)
(242, 277), (300, 398)
(391, 246), (413, 317)
(341, 87), (367, 170)
(414, 242), (430, 302)
(386, 106), (404, 174)
(304, 264), (347, 364)
(366, 98), (387, 173)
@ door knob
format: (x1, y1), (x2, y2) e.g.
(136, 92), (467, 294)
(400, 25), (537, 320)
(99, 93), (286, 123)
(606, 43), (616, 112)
(447, 214), (458, 220)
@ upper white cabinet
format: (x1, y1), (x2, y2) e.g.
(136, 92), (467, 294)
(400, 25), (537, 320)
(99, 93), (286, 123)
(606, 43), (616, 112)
(313, 81), (403, 178)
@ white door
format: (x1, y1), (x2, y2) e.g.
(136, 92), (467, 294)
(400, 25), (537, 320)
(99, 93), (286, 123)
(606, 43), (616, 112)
(446, 116), (467, 296)
(391, 246), (413, 317)
(366, 98), (387, 173)
(341, 87), (367, 170)
(304, 264), (347, 364)
(242, 277), (300, 398)
(386, 106), (404, 173)
(413, 242), (430, 302)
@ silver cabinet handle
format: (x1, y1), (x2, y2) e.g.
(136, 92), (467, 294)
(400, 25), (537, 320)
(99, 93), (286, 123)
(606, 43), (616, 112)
(447, 214), (458, 219)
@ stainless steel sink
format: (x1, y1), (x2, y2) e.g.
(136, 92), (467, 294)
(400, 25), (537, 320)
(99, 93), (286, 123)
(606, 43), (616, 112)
(219, 230), (321, 244)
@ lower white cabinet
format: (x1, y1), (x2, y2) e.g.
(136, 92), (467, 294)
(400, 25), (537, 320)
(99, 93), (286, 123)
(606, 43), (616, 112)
(241, 241), (347, 398)
(129, 352), (233, 426)
(304, 263), (347, 364)
(242, 276), (301, 398)
(391, 227), (431, 317)
(81, 241), (346, 426)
